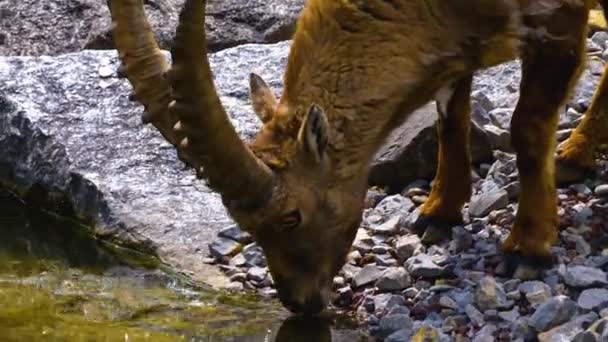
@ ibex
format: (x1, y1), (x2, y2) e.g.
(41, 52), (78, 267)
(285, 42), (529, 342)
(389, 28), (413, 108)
(109, 0), (608, 314)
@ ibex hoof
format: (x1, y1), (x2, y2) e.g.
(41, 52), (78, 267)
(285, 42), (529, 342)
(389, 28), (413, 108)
(412, 215), (460, 245)
(497, 251), (555, 280)
(555, 158), (593, 185)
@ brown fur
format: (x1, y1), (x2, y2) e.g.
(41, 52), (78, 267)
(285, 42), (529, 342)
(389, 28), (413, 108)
(111, 0), (607, 314)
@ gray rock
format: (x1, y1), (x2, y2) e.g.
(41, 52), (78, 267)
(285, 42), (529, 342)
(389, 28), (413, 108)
(352, 228), (374, 254)
(218, 224), (253, 244)
(538, 313), (599, 342)
(376, 267), (412, 291)
(519, 281), (552, 306)
(473, 324), (497, 342)
(369, 102), (493, 191)
(450, 225), (473, 253)
(370, 215), (401, 235)
(483, 124), (512, 152)
(373, 194), (415, 217)
(341, 263), (362, 281)
(405, 253), (447, 278)
(229, 253), (247, 267)
(592, 31), (608, 50)
(439, 295), (459, 310)
(246, 266), (268, 283)
(573, 204), (594, 226)
(209, 238), (242, 259)
(395, 235), (422, 261)
(242, 243), (267, 267)
(353, 265), (386, 288)
(563, 266), (608, 288)
(475, 276), (511, 311)
(385, 329), (414, 342)
(499, 307), (520, 323)
(0, 0), (304, 56)
(595, 184), (608, 197)
(374, 293), (406, 312)
(378, 314), (413, 339)
(469, 190), (509, 217)
(375, 254), (399, 267)
(530, 295), (578, 332)
(465, 304), (485, 326)
(578, 289), (608, 311)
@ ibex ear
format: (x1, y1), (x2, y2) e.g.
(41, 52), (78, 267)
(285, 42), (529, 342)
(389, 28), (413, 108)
(298, 104), (330, 164)
(249, 73), (277, 123)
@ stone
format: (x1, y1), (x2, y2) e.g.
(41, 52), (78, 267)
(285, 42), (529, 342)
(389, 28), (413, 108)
(385, 329), (414, 342)
(473, 324), (497, 342)
(572, 204), (594, 226)
(341, 263), (362, 281)
(405, 253), (447, 278)
(353, 265), (386, 288)
(370, 215), (401, 235)
(529, 296), (578, 332)
(376, 254), (399, 267)
(374, 293), (406, 312)
(578, 289), (608, 311)
(519, 281), (552, 306)
(499, 307), (520, 323)
(246, 267), (268, 283)
(563, 266), (608, 288)
(469, 190), (509, 217)
(595, 184), (608, 197)
(465, 304), (485, 326)
(218, 225), (253, 244)
(538, 313), (599, 342)
(483, 124), (512, 152)
(369, 102), (493, 191)
(592, 31), (608, 49)
(0, 0), (304, 56)
(352, 229), (374, 254)
(229, 253), (247, 267)
(376, 267), (412, 291)
(242, 243), (267, 267)
(439, 295), (458, 310)
(209, 238), (242, 259)
(474, 276), (511, 311)
(374, 194), (416, 216)
(395, 235), (422, 261)
(450, 225), (474, 253)
(378, 314), (414, 339)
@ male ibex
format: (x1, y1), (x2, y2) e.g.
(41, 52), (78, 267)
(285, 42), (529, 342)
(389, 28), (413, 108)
(109, 0), (608, 314)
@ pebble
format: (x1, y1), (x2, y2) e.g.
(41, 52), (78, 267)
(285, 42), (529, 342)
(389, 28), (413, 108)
(378, 314), (413, 339)
(595, 184), (608, 197)
(474, 276), (511, 310)
(405, 253), (448, 278)
(385, 329), (413, 342)
(469, 190), (509, 217)
(529, 295), (577, 332)
(353, 265), (386, 288)
(450, 226), (473, 253)
(369, 215), (401, 235)
(375, 254), (399, 267)
(578, 288), (608, 311)
(374, 195), (415, 217)
(465, 304), (485, 326)
(341, 263), (362, 280)
(563, 266), (608, 288)
(374, 293), (406, 312)
(395, 234), (422, 261)
(218, 224), (253, 244)
(376, 267), (412, 291)
(473, 324), (497, 342)
(208, 238), (242, 259)
(538, 313), (599, 342)
(246, 267), (268, 283)
(439, 295), (458, 310)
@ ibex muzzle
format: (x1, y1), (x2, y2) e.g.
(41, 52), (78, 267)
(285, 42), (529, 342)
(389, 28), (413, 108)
(109, 0), (608, 314)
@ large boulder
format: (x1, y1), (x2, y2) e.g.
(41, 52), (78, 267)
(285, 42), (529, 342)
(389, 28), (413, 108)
(0, 42), (289, 287)
(0, 0), (304, 56)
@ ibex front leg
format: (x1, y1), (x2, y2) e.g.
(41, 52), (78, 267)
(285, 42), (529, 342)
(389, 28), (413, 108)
(414, 76), (473, 244)
(503, 41), (584, 277)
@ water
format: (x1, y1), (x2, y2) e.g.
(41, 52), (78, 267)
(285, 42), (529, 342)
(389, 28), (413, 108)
(0, 189), (369, 341)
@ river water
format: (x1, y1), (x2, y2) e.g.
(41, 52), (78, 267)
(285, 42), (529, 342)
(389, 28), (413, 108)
(0, 188), (369, 341)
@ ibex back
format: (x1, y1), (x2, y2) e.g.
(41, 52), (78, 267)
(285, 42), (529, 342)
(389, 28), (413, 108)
(109, 0), (608, 314)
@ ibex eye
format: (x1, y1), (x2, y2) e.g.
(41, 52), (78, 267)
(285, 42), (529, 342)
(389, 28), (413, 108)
(280, 210), (301, 230)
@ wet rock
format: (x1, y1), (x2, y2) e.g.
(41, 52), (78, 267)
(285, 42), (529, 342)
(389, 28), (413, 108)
(405, 253), (447, 278)
(376, 267), (412, 291)
(218, 225), (253, 244)
(563, 266), (608, 288)
(353, 265), (386, 288)
(474, 276), (511, 311)
(469, 190), (509, 217)
(209, 238), (242, 259)
(0, 0), (304, 56)
(578, 289), (608, 311)
(395, 234), (422, 261)
(529, 295), (577, 332)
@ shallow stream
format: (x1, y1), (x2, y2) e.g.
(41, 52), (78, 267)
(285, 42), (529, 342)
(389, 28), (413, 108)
(0, 189), (368, 341)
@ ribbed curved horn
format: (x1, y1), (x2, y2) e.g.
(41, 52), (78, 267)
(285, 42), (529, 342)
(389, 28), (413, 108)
(109, 0), (275, 209)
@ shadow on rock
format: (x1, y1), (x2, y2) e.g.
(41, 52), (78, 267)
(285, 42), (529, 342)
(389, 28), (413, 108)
(275, 315), (332, 342)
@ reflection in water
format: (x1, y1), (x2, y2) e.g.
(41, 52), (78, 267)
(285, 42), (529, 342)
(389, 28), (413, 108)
(275, 316), (332, 342)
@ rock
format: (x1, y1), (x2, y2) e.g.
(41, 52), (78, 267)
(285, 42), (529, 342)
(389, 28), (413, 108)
(352, 228), (374, 254)
(592, 31), (608, 49)
(373, 194), (415, 217)
(483, 124), (512, 152)
(473, 324), (497, 342)
(209, 238), (242, 259)
(0, 0), (304, 56)
(578, 289), (608, 311)
(242, 243), (267, 267)
(229, 253), (247, 267)
(374, 293), (406, 312)
(395, 235), (422, 261)
(449, 225), (473, 253)
(563, 266), (608, 288)
(370, 215), (401, 235)
(385, 329), (414, 342)
(466, 304), (485, 326)
(519, 281), (552, 307)
(218, 224), (253, 244)
(499, 307), (520, 323)
(474, 276), (511, 311)
(376, 267), (412, 291)
(369, 102), (493, 191)
(376, 254), (399, 267)
(405, 253), (447, 278)
(538, 313), (599, 342)
(595, 184), (608, 197)
(246, 267), (268, 283)
(439, 295), (458, 310)
(340, 263), (362, 281)
(572, 204), (594, 226)
(469, 190), (509, 217)
(353, 265), (386, 288)
(529, 296), (578, 332)
(378, 314), (414, 339)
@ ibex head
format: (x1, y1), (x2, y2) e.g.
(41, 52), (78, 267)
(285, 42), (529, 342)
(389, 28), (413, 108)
(109, 0), (363, 314)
